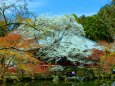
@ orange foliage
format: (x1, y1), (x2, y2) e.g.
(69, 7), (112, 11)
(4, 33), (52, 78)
(104, 54), (115, 65)
(98, 41), (111, 48)
(35, 64), (49, 73)
(0, 33), (44, 76)
(0, 33), (42, 51)
(87, 48), (104, 61)
(0, 33), (21, 48)
(17, 62), (48, 74)
(98, 41), (115, 64)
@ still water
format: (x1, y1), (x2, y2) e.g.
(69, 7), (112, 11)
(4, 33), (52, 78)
(2, 80), (115, 86)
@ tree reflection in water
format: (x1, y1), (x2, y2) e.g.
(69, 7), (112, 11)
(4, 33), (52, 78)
(112, 81), (115, 86)
(3, 80), (115, 86)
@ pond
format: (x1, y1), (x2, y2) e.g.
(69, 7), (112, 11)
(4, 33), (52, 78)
(2, 80), (115, 86)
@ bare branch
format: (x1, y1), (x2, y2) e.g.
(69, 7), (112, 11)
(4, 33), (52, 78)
(0, 22), (39, 31)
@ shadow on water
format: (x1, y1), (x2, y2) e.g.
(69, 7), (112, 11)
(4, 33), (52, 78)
(1, 80), (115, 86)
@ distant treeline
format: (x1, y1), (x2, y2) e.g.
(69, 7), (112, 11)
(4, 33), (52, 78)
(73, 0), (115, 42)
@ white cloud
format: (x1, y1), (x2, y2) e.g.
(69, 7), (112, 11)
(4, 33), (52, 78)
(0, 0), (46, 15)
(28, 0), (46, 9)
(0, 0), (46, 9)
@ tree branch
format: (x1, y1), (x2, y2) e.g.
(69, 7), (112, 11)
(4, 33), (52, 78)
(0, 22), (39, 31)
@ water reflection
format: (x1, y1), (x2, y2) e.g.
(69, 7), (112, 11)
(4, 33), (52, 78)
(112, 81), (115, 86)
(2, 80), (115, 86)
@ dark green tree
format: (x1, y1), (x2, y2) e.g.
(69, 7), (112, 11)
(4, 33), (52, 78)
(75, 0), (115, 42)
(78, 15), (112, 42)
(97, 0), (115, 41)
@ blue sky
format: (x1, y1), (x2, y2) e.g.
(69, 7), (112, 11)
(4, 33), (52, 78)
(28, 0), (111, 17)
